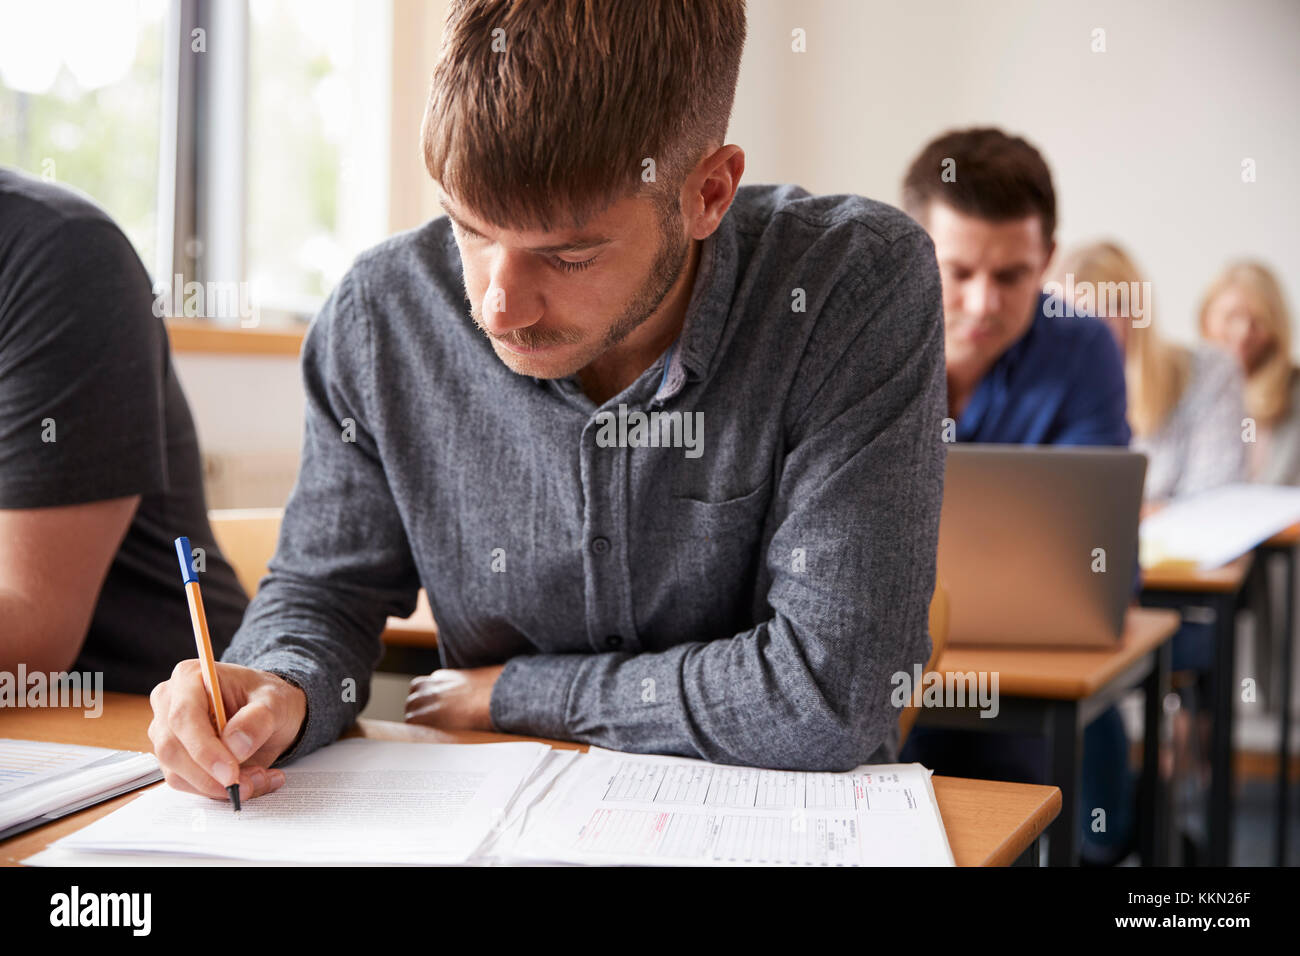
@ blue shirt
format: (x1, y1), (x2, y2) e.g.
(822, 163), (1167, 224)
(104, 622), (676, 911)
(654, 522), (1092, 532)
(956, 292), (1130, 447)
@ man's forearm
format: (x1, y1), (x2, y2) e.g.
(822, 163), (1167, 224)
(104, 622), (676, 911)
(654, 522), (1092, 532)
(220, 572), (408, 763)
(489, 610), (925, 771)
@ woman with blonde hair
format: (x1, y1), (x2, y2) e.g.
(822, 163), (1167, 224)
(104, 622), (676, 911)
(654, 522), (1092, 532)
(1199, 261), (1300, 484)
(1054, 241), (1246, 501)
(1054, 243), (1246, 861)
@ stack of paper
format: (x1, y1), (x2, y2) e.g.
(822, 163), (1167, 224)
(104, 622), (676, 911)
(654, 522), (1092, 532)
(503, 747), (954, 866)
(36, 739), (549, 865)
(0, 739), (161, 840)
(474, 748), (581, 864)
(1140, 483), (1300, 570)
(25, 739), (954, 867)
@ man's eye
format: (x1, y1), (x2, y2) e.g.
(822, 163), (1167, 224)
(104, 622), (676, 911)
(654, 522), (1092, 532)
(553, 255), (597, 273)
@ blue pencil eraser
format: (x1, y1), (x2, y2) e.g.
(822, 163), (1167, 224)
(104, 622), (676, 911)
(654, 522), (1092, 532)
(174, 536), (197, 584)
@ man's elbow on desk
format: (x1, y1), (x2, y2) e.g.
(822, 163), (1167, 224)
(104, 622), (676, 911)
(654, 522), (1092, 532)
(744, 705), (898, 773)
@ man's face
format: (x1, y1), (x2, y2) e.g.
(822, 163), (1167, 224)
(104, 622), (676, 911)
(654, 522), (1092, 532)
(437, 186), (691, 379)
(925, 201), (1054, 377)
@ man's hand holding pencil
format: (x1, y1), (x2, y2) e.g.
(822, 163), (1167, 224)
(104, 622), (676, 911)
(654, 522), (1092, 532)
(148, 660), (305, 804)
(147, 536), (307, 807)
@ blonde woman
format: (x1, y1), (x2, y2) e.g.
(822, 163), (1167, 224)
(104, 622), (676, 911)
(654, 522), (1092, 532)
(1057, 244), (1247, 857)
(1199, 262), (1300, 484)
(1054, 242), (1246, 502)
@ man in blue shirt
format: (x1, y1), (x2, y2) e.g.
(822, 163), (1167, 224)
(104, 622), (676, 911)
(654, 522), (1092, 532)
(898, 127), (1135, 865)
(904, 128), (1128, 445)
(951, 288), (1129, 445)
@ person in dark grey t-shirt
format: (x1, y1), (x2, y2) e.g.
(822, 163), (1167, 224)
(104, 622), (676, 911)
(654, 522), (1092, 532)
(0, 167), (248, 694)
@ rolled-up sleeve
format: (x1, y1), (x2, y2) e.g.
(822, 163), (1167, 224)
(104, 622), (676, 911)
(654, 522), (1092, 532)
(491, 231), (948, 770)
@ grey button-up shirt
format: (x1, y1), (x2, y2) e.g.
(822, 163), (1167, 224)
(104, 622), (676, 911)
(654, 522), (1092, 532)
(225, 184), (946, 771)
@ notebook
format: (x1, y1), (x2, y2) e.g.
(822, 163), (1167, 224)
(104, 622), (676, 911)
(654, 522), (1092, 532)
(0, 738), (162, 840)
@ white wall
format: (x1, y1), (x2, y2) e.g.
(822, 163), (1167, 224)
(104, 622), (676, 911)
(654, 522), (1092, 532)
(184, 0), (1300, 509)
(173, 352), (304, 509)
(729, 0), (1300, 349)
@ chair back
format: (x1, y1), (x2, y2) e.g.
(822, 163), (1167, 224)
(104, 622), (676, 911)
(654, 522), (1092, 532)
(899, 583), (949, 746)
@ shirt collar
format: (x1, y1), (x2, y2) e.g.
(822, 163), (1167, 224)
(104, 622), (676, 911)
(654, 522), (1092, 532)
(674, 209), (735, 383)
(956, 292), (1051, 438)
(534, 204), (738, 401)
(993, 291), (1050, 379)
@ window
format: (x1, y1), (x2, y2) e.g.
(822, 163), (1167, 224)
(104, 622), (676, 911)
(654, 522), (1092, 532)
(0, 0), (392, 325)
(245, 0), (391, 317)
(0, 0), (167, 276)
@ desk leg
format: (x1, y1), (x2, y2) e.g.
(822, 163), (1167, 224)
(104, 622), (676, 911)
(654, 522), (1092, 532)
(1278, 547), (1296, 867)
(1140, 641), (1171, 866)
(1013, 838), (1042, 867)
(1209, 591), (1237, 866)
(1048, 699), (1083, 866)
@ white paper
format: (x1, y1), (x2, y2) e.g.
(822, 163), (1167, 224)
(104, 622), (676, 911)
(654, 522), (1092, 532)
(24, 845), (299, 867)
(1140, 482), (1300, 570)
(49, 738), (549, 865)
(476, 748), (580, 863)
(0, 739), (161, 832)
(0, 739), (117, 796)
(507, 748), (955, 866)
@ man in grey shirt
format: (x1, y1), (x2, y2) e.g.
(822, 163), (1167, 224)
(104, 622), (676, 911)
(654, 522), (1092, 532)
(148, 0), (945, 803)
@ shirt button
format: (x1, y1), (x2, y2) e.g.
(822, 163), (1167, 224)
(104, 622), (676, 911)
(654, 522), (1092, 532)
(604, 634), (623, 649)
(590, 536), (610, 555)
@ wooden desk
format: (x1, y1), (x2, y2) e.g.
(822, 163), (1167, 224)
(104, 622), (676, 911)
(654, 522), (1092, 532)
(1256, 523), (1299, 866)
(1140, 554), (1254, 866)
(1140, 554), (1253, 593)
(381, 590), (438, 647)
(1264, 523), (1300, 548)
(0, 693), (1060, 868)
(918, 607), (1180, 867)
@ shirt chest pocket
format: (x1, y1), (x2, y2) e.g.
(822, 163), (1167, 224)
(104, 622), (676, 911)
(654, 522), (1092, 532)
(668, 478), (771, 638)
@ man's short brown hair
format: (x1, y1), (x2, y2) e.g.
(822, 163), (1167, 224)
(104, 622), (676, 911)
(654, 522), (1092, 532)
(421, 0), (747, 233)
(901, 127), (1056, 246)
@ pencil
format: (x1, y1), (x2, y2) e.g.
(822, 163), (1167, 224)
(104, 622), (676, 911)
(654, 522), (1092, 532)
(173, 536), (241, 812)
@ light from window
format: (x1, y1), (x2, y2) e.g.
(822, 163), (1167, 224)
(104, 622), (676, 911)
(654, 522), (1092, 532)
(246, 0), (389, 317)
(0, 0), (167, 275)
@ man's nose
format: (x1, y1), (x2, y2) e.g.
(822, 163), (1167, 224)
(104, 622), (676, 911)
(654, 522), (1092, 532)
(964, 276), (1001, 319)
(480, 251), (543, 335)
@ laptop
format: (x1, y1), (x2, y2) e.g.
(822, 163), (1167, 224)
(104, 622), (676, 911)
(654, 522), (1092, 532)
(937, 444), (1147, 647)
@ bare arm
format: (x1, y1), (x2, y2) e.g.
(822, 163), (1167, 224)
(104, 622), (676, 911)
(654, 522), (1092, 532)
(0, 495), (139, 672)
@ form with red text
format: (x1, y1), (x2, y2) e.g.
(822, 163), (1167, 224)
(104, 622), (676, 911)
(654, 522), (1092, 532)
(506, 747), (955, 866)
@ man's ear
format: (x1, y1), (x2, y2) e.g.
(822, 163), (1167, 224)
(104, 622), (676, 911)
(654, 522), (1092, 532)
(690, 145), (745, 240)
(1041, 238), (1058, 279)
